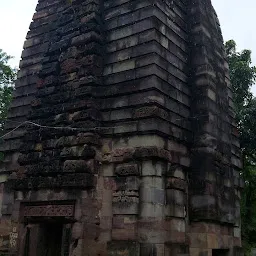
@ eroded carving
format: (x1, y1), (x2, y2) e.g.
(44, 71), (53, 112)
(23, 204), (74, 217)
(115, 163), (140, 176)
(166, 177), (187, 191)
(133, 106), (168, 119)
(12, 173), (93, 190)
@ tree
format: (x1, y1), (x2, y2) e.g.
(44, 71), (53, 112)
(225, 40), (256, 255)
(0, 49), (16, 133)
(225, 40), (256, 110)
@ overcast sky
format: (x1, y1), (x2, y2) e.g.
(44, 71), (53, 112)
(0, 0), (255, 93)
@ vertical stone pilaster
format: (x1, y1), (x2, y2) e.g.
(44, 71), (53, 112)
(139, 160), (165, 255)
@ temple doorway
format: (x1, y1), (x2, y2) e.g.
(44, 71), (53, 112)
(19, 202), (74, 256)
(37, 223), (63, 256)
(23, 222), (71, 256)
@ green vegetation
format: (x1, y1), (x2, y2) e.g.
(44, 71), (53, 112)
(0, 49), (16, 161)
(225, 40), (256, 255)
(0, 49), (16, 133)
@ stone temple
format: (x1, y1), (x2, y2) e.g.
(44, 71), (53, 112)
(0, 0), (243, 255)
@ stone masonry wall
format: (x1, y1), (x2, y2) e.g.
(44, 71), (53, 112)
(0, 0), (243, 255)
(0, 0), (57, 251)
(0, 0), (105, 254)
(103, 1), (191, 255)
(187, 1), (243, 255)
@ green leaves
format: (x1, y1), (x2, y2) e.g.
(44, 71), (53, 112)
(0, 49), (16, 162)
(0, 85), (13, 131)
(225, 40), (256, 254)
(0, 49), (16, 86)
(225, 40), (256, 154)
(0, 49), (16, 134)
(225, 40), (256, 111)
(239, 99), (256, 153)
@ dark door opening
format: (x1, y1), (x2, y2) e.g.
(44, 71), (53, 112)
(39, 223), (63, 256)
(212, 249), (229, 256)
(23, 222), (71, 256)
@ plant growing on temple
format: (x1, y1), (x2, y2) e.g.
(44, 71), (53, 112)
(225, 40), (256, 255)
(0, 49), (16, 134)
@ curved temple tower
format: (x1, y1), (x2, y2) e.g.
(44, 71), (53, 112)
(0, 0), (243, 255)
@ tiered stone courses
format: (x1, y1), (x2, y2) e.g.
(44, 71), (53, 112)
(0, 0), (243, 255)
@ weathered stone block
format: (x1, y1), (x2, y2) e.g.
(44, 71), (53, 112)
(141, 161), (166, 177)
(63, 159), (96, 173)
(189, 233), (208, 249)
(115, 163), (140, 176)
(112, 228), (137, 241)
(72, 222), (83, 240)
(166, 177), (187, 191)
(166, 189), (185, 206)
(107, 241), (140, 256)
(140, 243), (165, 256)
(138, 228), (167, 244)
(165, 204), (185, 218)
(112, 201), (139, 215)
(114, 176), (140, 191)
(12, 173), (94, 190)
(140, 187), (165, 205)
(140, 203), (164, 218)
(190, 248), (210, 256)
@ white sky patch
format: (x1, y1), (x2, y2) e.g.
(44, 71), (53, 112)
(0, 0), (255, 94)
(0, 0), (37, 67)
(212, 0), (256, 94)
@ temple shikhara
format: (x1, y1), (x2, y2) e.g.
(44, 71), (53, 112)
(0, 0), (243, 255)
